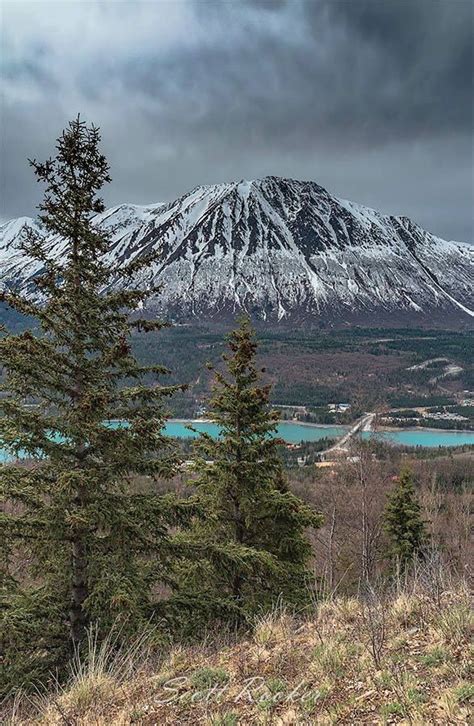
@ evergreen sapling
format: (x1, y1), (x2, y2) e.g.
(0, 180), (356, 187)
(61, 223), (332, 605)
(183, 318), (322, 626)
(383, 467), (427, 571)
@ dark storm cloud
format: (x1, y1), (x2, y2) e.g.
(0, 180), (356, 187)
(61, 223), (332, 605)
(1, 0), (473, 241)
(317, 0), (473, 134)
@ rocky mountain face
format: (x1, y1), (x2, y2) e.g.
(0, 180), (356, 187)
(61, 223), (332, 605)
(1, 176), (473, 325)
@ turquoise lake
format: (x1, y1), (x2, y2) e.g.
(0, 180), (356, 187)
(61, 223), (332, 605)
(1, 420), (473, 462)
(163, 420), (347, 443)
(361, 429), (474, 448)
(160, 421), (474, 448)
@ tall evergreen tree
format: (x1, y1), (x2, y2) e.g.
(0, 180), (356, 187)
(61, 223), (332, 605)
(0, 118), (187, 687)
(182, 318), (322, 625)
(383, 468), (427, 570)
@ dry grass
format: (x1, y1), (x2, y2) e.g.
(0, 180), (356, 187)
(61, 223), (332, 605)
(3, 584), (472, 725)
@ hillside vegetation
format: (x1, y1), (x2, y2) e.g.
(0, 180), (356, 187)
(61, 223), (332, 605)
(5, 578), (472, 725)
(132, 326), (474, 419)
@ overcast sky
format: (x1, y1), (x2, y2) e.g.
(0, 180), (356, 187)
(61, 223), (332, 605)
(1, 0), (473, 241)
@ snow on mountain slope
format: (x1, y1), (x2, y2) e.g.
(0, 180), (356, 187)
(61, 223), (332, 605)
(0, 216), (46, 287)
(1, 177), (473, 323)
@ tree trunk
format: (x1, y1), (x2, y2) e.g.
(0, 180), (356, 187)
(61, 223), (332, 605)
(360, 462), (370, 585)
(69, 533), (88, 647)
(327, 503), (336, 593)
(231, 492), (245, 602)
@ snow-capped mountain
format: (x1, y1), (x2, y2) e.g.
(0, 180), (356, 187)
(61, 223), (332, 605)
(1, 176), (473, 324)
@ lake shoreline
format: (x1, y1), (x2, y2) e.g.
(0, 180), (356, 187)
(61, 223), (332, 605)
(170, 418), (473, 436)
(378, 425), (474, 435)
(169, 417), (349, 430)
(2, 420), (473, 464)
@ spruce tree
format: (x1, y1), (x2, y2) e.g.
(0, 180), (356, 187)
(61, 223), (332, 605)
(383, 468), (427, 570)
(0, 118), (187, 687)
(183, 317), (322, 626)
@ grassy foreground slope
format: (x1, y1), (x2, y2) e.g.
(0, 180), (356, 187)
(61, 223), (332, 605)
(7, 583), (472, 725)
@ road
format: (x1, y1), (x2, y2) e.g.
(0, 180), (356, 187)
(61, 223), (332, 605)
(320, 412), (375, 459)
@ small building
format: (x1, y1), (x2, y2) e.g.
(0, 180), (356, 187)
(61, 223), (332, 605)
(338, 403), (351, 412)
(328, 402), (351, 413)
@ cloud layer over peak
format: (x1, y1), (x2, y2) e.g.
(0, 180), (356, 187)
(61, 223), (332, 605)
(1, 0), (473, 241)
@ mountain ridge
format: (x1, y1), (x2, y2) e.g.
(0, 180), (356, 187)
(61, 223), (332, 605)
(1, 176), (473, 325)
